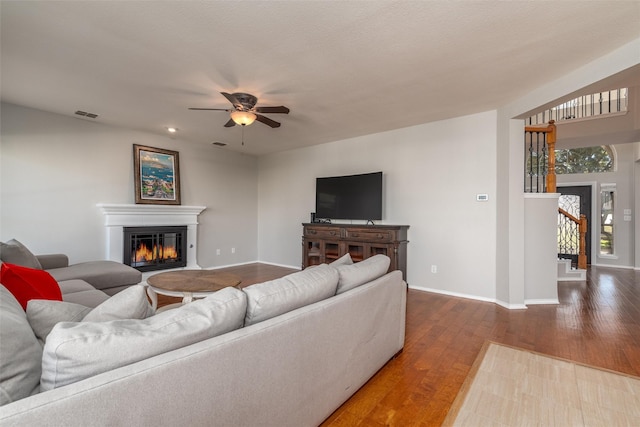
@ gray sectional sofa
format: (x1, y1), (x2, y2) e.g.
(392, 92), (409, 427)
(0, 239), (142, 303)
(0, 254), (407, 427)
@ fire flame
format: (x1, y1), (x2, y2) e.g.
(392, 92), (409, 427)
(134, 242), (178, 263)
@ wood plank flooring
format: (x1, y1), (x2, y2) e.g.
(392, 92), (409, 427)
(156, 264), (639, 426)
(322, 265), (640, 426)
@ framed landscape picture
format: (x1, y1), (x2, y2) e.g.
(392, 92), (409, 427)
(133, 144), (181, 205)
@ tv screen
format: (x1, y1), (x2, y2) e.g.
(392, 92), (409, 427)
(315, 172), (382, 221)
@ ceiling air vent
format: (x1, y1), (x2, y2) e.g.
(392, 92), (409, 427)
(74, 110), (99, 119)
(212, 142), (227, 147)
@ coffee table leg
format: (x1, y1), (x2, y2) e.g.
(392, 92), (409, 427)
(146, 286), (158, 310)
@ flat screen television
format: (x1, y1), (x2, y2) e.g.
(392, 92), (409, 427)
(315, 171), (383, 221)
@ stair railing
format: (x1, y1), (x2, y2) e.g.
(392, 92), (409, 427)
(524, 120), (556, 193)
(558, 208), (587, 269)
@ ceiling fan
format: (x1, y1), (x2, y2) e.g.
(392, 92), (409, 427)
(189, 92), (290, 128)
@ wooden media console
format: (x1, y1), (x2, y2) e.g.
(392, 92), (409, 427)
(302, 223), (409, 281)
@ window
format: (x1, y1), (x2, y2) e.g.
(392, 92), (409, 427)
(555, 146), (614, 174)
(600, 185), (615, 255)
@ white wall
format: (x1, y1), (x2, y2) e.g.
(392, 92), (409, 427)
(524, 194), (560, 304)
(258, 111), (498, 300)
(0, 103), (259, 267)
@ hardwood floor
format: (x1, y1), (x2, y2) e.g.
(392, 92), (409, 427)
(321, 266), (640, 426)
(156, 264), (639, 426)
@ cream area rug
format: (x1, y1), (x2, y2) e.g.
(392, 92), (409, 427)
(443, 342), (640, 426)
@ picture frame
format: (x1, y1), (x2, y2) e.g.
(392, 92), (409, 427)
(133, 144), (181, 205)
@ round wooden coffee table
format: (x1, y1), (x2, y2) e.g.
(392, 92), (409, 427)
(146, 270), (242, 311)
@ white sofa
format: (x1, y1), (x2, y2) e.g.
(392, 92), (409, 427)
(0, 254), (406, 427)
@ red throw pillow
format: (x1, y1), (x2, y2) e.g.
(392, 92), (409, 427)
(0, 262), (62, 310)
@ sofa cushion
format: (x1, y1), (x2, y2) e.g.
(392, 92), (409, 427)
(335, 254), (391, 294)
(0, 263), (62, 310)
(58, 279), (110, 308)
(47, 260), (141, 291)
(27, 285), (154, 342)
(243, 263), (339, 326)
(0, 285), (42, 406)
(41, 286), (247, 391)
(0, 239), (42, 270)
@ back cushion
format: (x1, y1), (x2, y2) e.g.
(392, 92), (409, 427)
(335, 254), (391, 294)
(0, 239), (42, 270)
(0, 285), (42, 406)
(243, 263), (339, 326)
(41, 287), (247, 391)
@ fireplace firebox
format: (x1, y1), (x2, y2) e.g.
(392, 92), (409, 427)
(123, 226), (187, 272)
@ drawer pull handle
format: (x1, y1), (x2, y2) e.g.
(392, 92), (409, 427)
(352, 233), (359, 237)
(377, 234), (383, 239)
(308, 230), (316, 235)
(330, 231), (336, 235)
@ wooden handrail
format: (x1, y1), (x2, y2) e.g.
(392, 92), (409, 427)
(558, 208), (587, 270)
(558, 207), (579, 223)
(525, 120), (556, 192)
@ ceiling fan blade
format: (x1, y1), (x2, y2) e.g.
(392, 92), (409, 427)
(255, 114), (281, 128)
(221, 92), (240, 107)
(188, 107), (231, 111)
(254, 106), (290, 114)
(224, 118), (236, 128)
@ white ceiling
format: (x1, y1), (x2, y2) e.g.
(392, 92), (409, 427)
(1, 1), (639, 156)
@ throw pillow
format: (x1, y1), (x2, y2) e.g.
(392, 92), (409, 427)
(26, 285), (155, 342)
(0, 285), (42, 406)
(0, 263), (62, 310)
(243, 263), (339, 326)
(82, 285), (154, 322)
(41, 286), (247, 391)
(0, 239), (42, 270)
(27, 300), (91, 343)
(330, 253), (353, 267)
(335, 254), (391, 294)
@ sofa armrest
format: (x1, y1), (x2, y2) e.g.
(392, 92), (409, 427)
(36, 254), (69, 270)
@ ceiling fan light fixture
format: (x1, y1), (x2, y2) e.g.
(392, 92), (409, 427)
(230, 111), (257, 126)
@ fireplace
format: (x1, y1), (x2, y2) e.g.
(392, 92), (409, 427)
(98, 204), (206, 271)
(124, 226), (187, 272)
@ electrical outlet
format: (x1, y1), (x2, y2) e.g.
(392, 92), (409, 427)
(216, 249), (221, 255)
(231, 247), (235, 254)
(431, 265), (437, 273)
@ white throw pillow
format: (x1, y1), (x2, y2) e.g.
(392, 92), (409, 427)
(26, 285), (154, 343)
(41, 287), (247, 391)
(335, 254), (391, 294)
(329, 253), (353, 267)
(243, 263), (338, 326)
(82, 285), (154, 322)
(0, 285), (42, 405)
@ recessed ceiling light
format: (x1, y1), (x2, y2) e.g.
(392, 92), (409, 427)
(166, 127), (178, 133)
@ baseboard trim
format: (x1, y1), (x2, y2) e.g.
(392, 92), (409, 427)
(592, 263), (636, 270)
(408, 285), (528, 310)
(525, 298), (560, 305)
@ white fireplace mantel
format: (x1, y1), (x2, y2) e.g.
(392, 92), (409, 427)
(97, 203), (206, 269)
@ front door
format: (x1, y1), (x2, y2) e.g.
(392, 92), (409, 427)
(557, 185), (592, 265)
